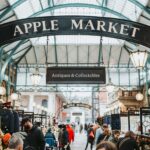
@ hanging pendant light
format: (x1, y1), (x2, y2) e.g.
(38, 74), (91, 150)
(136, 91), (144, 101)
(30, 66), (42, 86)
(135, 69), (144, 101)
(130, 50), (148, 69)
(106, 78), (115, 93)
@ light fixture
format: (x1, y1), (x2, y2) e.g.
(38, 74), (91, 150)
(30, 66), (42, 86)
(136, 91), (144, 101)
(0, 86), (6, 95)
(106, 78), (115, 93)
(130, 50), (148, 69)
(135, 69), (144, 101)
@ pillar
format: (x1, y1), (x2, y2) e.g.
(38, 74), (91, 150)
(28, 94), (34, 112)
(48, 93), (56, 115)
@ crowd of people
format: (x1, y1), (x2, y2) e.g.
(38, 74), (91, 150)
(85, 123), (143, 150)
(0, 117), (150, 150)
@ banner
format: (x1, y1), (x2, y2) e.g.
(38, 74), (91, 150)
(0, 16), (150, 47)
(46, 67), (106, 84)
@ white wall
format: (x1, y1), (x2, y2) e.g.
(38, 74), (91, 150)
(70, 108), (85, 125)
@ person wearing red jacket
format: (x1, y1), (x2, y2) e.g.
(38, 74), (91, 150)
(66, 124), (74, 143)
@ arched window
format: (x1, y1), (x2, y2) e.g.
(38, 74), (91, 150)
(42, 99), (48, 107)
(42, 99), (48, 115)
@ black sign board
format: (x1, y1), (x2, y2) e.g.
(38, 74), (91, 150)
(0, 16), (150, 48)
(46, 67), (106, 84)
(63, 103), (92, 109)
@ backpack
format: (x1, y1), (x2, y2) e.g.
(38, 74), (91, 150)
(88, 130), (94, 139)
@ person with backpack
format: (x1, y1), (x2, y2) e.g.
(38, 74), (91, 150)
(45, 128), (57, 149)
(85, 124), (95, 150)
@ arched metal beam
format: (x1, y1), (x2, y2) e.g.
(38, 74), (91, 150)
(16, 45), (32, 64)
(0, 40), (28, 82)
(0, 0), (27, 21)
(0, 2), (130, 75)
(1, 0), (148, 81)
(0, 0), (149, 23)
(0, 3), (131, 78)
(128, 0), (150, 14)
(31, 3), (129, 20)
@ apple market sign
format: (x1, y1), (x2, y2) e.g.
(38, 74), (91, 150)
(0, 16), (150, 47)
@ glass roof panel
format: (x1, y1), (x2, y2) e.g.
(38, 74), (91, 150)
(8, 0), (17, 5)
(54, 0), (100, 5)
(122, 1), (142, 21)
(38, 7), (104, 17)
(12, 0), (147, 20)
(14, 1), (34, 19)
(28, 0), (42, 13)
(137, 0), (148, 5)
(30, 36), (124, 46)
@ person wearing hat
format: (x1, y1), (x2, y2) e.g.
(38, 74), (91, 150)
(21, 117), (45, 150)
(2, 133), (11, 148)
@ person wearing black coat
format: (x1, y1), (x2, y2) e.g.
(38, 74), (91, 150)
(21, 117), (45, 150)
(45, 128), (57, 148)
(61, 125), (70, 150)
(96, 126), (110, 145)
(0, 109), (14, 133)
(117, 131), (139, 150)
(85, 125), (95, 150)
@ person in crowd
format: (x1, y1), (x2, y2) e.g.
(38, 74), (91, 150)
(85, 124), (95, 150)
(58, 124), (63, 150)
(117, 131), (139, 150)
(2, 133), (11, 149)
(96, 141), (117, 150)
(95, 125), (102, 144)
(8, 133), (23, 150)
(84, 123), (88, 132)
(61, 125), (70, 150)
(96, 124), (111, 145)
(95, 124), (103, 144)
(41, 126), (47, 136)
(108, 130), (120, 145)
(70, 123), (75, 131)
(66, 124), (74, 143)
(45, 128), (57, 149)
(21, 117), (45, 150)
(80, 124), (83, 133)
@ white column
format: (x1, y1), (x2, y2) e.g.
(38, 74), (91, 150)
(48, 93), (56, 115)
(28, 94), (34, 112)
